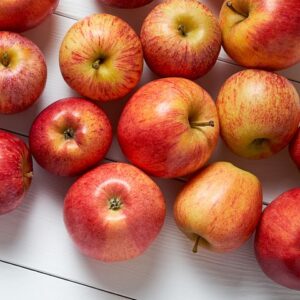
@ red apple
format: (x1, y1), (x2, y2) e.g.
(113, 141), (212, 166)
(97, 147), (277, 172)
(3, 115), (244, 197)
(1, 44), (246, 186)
(29, 97), (112, 176)
(219, 0), (300, 70)
(64, 162), (166, 262)
(140, 0), (221, 79)
(59, 13), (143, 102)
(0, 0), (59, 32)
(0, 130), (33, 215)
(118, 77), (219, 178)
(99, 0), (153, 8)
(0, 32), (47, 114)
(289, 128), (300, 168)
(255, 188), (300, 290)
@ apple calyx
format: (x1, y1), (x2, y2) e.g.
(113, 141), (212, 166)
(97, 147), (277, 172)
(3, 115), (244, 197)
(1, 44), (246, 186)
(1, 52), (10, 67)
(63, 128), (75, 140)
(109, 197), (122, 211)
(177, 24), (187, 37)
(92, 57), (105, 70)
(190, 120), (214, 129)
(226, 1), (248, 18)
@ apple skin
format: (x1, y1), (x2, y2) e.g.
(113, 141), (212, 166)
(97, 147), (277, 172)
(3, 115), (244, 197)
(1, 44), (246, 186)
(219, 0), (300, 70)
(29, 97), (112, 177)
(117, 77), (219, 178)
(216, 69), (300, 159)
(289, 128), (300, 168)
(64, 162), (166, 262)
(255, 188), (300, 290)
(0, 130), (33, 215)
(0, 32), (47, 114)
(99, 0), (153, 8)
(140, 0), (221, 79)
(174, 161), (262, 253)
(0, 0), (59, 32)
(59, 13), (143, 102)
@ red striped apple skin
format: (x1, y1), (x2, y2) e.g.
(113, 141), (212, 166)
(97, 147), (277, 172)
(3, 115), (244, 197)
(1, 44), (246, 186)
(99, 0), (153, 8)
(0, 130), (33, 215)
(64, 162), (166, 262)
(0, 0), (59, 32)
(289, 128), (300, 168)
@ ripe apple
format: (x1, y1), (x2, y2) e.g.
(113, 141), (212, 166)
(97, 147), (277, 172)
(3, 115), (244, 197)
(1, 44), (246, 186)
(140, 0), (221, 79)
(219, 0), (300, 70)
(289, 128), (300, 168)
(0, 32), (47, 114)
(117, 77), (219, 178)
(0, 0), (59, 32)
(99, 0), (153, 8)
(0, 130), (33, 215)
(216, 69), (300, 159)
(59, 13), (143, 102)
(174, 161), (262, 253)
(255, 188), (300, 290)
(64, 162), (166, 262)
(29, 97), (112, 176)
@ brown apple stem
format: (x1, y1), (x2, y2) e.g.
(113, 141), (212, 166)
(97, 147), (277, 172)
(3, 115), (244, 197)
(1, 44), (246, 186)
(92, 57), (105, 70)
(191, 120), (215, 128)
(226, 1), (248, 18)
(192, 235), (200, 253)
(24, 172), (33, 178)
(1, 52), (10, 67)
(177, 24), (187, 37)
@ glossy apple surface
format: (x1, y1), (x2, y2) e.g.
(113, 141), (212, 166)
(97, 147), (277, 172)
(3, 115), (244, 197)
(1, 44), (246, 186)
(0, 32), (47, 114)
(174, 161), (262, 253)
(99, 0), (153, 8)
(64, 162), (166, 262)
(255, 188), (300, 290)
(118, 77), (219, 178)
(0, 130), (33, 215)
(0, 0), (59, 32)
(289, 128), (300, 168)
(140, 0), (221, 79)
(59, 13), (143, 102)
(216, 69), (300, 159)
(219, 0), (300, 70)
(29, 98), (112, 176)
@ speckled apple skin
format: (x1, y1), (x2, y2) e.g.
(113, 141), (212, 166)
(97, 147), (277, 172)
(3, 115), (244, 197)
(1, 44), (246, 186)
(100, 0), (153, 8)
(64, 162), (166, 262)
(289, 128), (300, 168)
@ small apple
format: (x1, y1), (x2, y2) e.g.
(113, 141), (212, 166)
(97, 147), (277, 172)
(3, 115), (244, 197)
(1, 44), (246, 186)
(64, 162), (166, 262)
(59, 13), (143, 102)
(289, 128), (300, 168)
(174, 161), (262, 253)
(216, 69), (300, 159)
(0, 31), (47, 114)
(140, 0), (222, 79)
(0, 0), (59, 32)
(255, 188), (300, 290)
(99, 0), (153, 8)
(0, 130), (33, 215)
(219, 0), (300, 70)
(117, 77), (219, 178)
(29, 97), (112, 176)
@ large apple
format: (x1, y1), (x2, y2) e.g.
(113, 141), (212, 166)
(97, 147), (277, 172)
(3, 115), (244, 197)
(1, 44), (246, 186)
(0, 130), (33, 215)
(59, 13), (143, 102)
(140, 0), (221, 79)
(0, 32), (47, 114)
(289, 128), (300, 168)
(29, 97), (112, 176)
(99, 0), (153, 8)
(0, 0), (59, 32)
(117, 77), (219, 178)
(219, 0), (300, 70)
(216, 69), (300, 159)
(255, 188), (300, 290)
(174, 161), (262, 253)
(64, 162), (166, 262)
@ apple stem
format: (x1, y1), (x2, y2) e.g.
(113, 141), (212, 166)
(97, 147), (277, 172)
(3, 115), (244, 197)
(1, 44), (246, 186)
(64, 128), (75, 140)
(191, 120), (215, 128)
(92, 58), (105, 70)
(177, 24), (187, 37)
(1, 52), (10, 67)
(192, 236), (200, 253)
(226, 1), (248, 18)
(24, 172), (33, 178)
(109, 197), (122, 211)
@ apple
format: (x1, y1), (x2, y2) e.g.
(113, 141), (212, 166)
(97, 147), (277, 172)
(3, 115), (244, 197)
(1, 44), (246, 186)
(0, 130), (33, 215)
(174, 161), (262, 253)
(117, 77), (219, 178)
(219, 0), (300, 70)
(64, 162), (166, 262)
(289, 128), (300, 168)
(0, 32), (47, 114)
(0, 0), (59, 32)
(216, 69), (300, 159)
(29, 97), (112, 176)
(99, 0), (154, 8)
(140, 0), (221, 79)
(255, 188), (300, 290)
(59, 13), (143, 102)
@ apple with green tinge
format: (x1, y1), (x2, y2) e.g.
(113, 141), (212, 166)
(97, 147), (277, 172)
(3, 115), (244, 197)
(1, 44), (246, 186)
(59, 13), (143, 102)
(289, 128), (300, 168)
(216, 69), (300, 159)
(219, 0), (300, 70)
(0, 130), (33, 215)
(99, 0), (153, 8)
(255, 188), (300, 290)
(174, 161), (262, 253)
(117, 77), (219, 178)
(0, 0), (59, 32)
(140, 0), (221, 79)
(64, 162), (166, 262)
(29, 98), (112, 176)
(0, 31), (47, 114)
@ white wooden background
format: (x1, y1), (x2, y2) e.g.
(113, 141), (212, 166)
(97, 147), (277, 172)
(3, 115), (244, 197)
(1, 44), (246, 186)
(0, 1), (300, 299)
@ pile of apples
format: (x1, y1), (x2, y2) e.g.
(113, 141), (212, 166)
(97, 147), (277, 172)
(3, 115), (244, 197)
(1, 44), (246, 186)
(0, 0), (300, 291)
